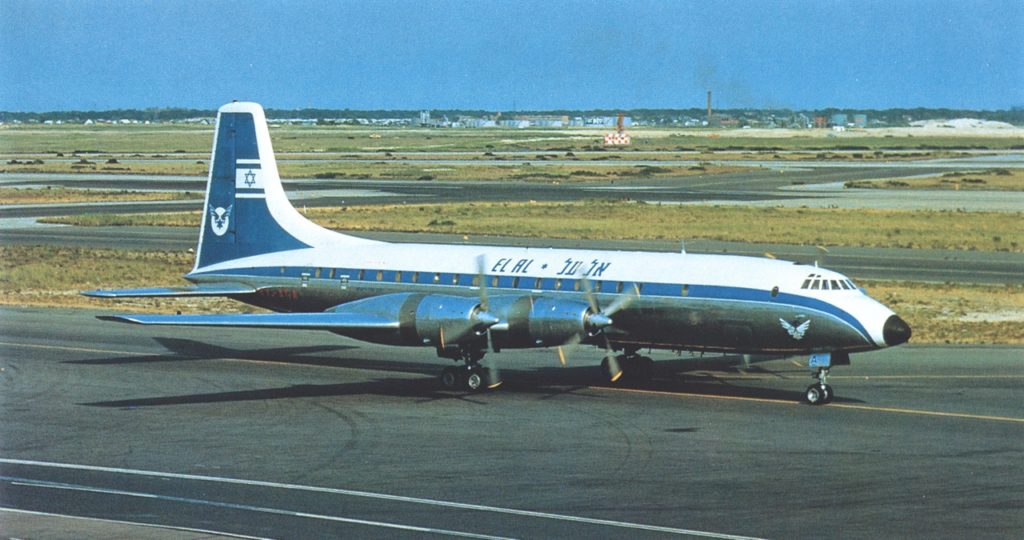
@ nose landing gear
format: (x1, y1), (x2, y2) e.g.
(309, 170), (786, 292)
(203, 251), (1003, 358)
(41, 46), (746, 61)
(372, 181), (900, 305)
(805, 367), (833, 405)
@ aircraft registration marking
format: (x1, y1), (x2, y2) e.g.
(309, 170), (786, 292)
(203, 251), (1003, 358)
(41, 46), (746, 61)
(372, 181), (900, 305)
(488, 256), (612, 276)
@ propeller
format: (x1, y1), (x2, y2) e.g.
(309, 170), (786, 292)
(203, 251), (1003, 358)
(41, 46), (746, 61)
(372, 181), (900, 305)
(476, 255), (503, 389)
(555, 271), (638, 382)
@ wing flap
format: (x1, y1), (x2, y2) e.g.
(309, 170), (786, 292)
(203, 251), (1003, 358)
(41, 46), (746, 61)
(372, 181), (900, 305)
(82, 283), (257, 298)
(99, 312), (399, 331)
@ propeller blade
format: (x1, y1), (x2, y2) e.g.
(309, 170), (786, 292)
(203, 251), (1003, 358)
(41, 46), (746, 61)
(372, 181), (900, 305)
(605, 353), (623, 382)
(602, 283), (638, 317)
(578, 272), (601, 313)
(556, 334), (582, 366)
(475, 254), (489, 312)
(486, 354), (503, 389)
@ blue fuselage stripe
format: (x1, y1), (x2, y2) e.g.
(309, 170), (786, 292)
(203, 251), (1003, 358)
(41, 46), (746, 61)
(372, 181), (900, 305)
(191, 265), (873, 341)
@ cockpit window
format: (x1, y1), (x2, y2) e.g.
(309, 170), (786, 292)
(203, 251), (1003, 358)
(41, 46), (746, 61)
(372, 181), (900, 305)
(801, 273), (855, 292)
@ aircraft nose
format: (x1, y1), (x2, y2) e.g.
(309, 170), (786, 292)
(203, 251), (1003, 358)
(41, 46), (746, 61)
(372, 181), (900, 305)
(883, 315), (912, 346)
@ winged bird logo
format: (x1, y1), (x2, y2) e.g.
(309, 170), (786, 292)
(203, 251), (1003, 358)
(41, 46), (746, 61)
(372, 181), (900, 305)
(209, 204), (233, 236)
(780, 318), (810, 340)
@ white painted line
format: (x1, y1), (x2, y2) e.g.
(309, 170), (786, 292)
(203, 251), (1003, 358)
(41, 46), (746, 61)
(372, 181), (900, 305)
(0, 458), (762, 539)
(7, 478), (505, 540)
(0, 506), (268, 540)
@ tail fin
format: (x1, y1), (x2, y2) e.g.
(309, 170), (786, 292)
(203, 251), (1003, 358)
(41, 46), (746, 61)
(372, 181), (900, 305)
(194, 102), (374, 271)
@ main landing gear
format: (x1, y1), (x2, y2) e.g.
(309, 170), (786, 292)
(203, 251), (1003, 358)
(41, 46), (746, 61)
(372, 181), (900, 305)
(805, 367), (833, 405)
(439, 345), (498, 392)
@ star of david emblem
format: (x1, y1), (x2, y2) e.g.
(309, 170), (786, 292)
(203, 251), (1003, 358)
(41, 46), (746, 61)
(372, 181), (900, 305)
(243, 169), (256, 187)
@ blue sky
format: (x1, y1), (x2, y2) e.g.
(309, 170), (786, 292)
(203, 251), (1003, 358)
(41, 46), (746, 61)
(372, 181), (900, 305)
(2, 0), (1022, 111)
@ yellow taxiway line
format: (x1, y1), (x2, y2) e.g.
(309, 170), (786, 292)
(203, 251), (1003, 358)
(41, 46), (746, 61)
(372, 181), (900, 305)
(594, 386), (1024, 424)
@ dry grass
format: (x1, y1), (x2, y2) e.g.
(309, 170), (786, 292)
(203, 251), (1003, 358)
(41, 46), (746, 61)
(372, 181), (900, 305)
(43, 201), (1022, 252)
(845, 168), (1024, 191)
(864, 281), (1024, 344)
(0, 187), (201, 204)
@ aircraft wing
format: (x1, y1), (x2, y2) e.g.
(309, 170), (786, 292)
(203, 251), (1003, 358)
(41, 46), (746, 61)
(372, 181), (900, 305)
(82, 283), (257, 298)
(98, 312), (398, 331)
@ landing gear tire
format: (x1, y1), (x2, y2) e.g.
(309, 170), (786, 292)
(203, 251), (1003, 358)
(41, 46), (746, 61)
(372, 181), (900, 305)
(464, 369), (484, 392)
(805, 383), (834, 405)
(805, 384), (825, 405)
(441, 367), (460, 390)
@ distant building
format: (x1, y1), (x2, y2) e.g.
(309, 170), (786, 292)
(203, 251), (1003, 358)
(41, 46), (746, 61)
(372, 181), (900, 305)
(830, 113), (848, 127)
(853, 114), (867, 128)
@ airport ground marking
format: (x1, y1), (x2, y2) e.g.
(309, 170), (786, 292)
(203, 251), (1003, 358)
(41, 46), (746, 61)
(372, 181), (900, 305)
(594, 386), (1024, 424)
(3, 477), (508, 540)
(0, 340), (137, 356)
(0, 507), (268, 540)
(0, 458), (763, 540)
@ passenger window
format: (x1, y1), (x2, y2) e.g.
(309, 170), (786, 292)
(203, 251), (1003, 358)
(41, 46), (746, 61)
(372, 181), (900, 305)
(329, 268), (336, 279)
(555, 279), (562, 290)
(535, 278), (542, 289)
(573, 280), (581, 291)
(594, 281), (603, 293)
(471, 275), (480, 287)
(376, 270), (383, 281)
(616, 282), (624, 294)
(315, 267), (322, 279)
(512, 277), (520, 288)
(412, 272), (419, 283)
(357, 269), (365, 280)
(395, 271), (402, 283)
(491, 276), (499, 287)
(452, 274), (459, 285)
(771, 286), (779, 297)
(280, 266), (286, 275)
(681, 284), (689, 297)
(636, 283), (643, 294)
(433, 273), (440, 284)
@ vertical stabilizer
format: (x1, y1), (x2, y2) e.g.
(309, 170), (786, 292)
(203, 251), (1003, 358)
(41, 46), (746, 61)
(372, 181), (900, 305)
(193, 102), (373, 271)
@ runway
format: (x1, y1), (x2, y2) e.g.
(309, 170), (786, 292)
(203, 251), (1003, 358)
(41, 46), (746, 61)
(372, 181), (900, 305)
(2, 307), (1022, 538)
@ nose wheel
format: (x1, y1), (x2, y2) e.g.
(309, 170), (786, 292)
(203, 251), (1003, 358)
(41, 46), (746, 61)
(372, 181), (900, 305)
(805, 368), (834, 405)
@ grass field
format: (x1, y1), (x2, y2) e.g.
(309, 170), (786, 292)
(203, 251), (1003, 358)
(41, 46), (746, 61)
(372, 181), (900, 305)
(3, 123), (1022, 155)
(0, 157), (750, 182)
(41, 201), (1024, 252)
(844, 168), (1024, 191)
(0, 187), (201, 204)
(2, 245), (1019, 344)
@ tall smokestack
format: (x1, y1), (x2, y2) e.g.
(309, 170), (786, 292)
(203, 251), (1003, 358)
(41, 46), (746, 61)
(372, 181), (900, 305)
(706, 90), (712, 125)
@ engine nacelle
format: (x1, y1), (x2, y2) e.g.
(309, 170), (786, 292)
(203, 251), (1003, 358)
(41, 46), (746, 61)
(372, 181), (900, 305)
(325, 293), (493, 347)
(488, 295), (602, 349)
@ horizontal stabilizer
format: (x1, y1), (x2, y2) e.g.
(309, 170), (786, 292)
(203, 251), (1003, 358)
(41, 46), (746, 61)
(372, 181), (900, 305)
(98, 312), (399, 331)
(82, 283), (257, 298)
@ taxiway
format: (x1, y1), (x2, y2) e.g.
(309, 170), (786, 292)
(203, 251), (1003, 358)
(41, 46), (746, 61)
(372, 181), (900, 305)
(1, 307), (1022, 538)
